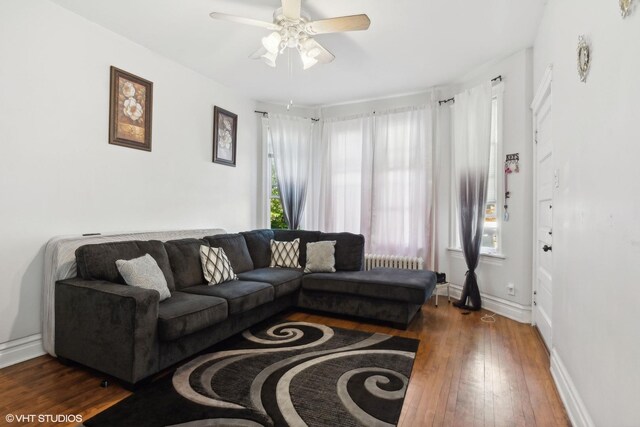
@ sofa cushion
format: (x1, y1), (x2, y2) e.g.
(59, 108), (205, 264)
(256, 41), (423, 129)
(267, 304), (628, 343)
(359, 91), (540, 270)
(318, 232), (365, 271)
(236, 268), (303, 298)
(302, 268), (436, 305)
(240, 229), (274, 269)
(116, 254), (172, 301)
(181, 280), (274, 315)
(76, 240), (176, 291)
(164, 238), (208, 290)
(157, 292), (228, 341)
(272, 230), (321, 267)
(204, 234), (254, 273)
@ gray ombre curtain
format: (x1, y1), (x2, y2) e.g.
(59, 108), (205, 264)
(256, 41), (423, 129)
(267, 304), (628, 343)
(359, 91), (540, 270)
(268, 114), (314, 230)
(452, 82), (493, 311)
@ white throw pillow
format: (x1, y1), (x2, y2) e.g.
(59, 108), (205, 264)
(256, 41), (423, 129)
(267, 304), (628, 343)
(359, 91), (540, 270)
(115, 254), (171, 301)
(270, 238), (301, 268)
(200, 245), (238, 285)
(304, 241), (337, 273)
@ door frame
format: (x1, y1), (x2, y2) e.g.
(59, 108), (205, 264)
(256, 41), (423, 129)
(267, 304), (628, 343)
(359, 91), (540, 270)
(530, 65), (553, 337)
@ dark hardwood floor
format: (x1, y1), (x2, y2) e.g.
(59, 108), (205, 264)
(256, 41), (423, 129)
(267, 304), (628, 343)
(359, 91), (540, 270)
(0, 300), (569, 426)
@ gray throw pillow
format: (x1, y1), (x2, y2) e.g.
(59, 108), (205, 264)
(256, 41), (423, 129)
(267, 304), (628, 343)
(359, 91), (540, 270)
(115, 254), (171, 301)
(304, 241), (337, 273)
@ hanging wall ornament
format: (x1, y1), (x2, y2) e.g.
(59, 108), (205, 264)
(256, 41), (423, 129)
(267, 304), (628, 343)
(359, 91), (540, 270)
(577, 35), (591, 83)
(503, 153), (519, 222)
(620, 0), (633, 18)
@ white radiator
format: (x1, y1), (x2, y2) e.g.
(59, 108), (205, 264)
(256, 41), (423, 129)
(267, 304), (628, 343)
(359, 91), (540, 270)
(364, 254), (424, 270)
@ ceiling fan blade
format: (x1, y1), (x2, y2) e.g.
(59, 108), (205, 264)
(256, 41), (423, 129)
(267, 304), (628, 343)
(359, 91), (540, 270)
(282, 0), (301, 20)
(249, 46), (267, 59)
(209, 12), (281, 31)
(305, 14), (371, 35)
(305, 39), (335, 64)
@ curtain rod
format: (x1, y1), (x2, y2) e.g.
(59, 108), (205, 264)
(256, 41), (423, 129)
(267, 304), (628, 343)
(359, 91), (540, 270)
(254, 110), (320, 122)
(438, 75), (503, 106)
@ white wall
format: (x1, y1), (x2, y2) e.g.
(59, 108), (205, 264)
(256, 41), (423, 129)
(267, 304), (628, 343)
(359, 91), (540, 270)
(436, 49), (534, 319)
(533, 1), (640, 425)
(0, 0), (259, 347)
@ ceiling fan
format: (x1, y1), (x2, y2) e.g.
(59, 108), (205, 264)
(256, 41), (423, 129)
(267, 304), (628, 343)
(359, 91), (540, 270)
(209, 0), (371, 70)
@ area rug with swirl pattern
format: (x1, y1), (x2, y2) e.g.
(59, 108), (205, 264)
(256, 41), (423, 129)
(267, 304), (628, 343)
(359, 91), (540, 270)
(85, 320), (420, 427)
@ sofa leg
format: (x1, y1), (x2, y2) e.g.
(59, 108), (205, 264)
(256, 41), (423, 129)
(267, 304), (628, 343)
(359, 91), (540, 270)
(56, 356), (76, 367)
(121, 374), (157, 391)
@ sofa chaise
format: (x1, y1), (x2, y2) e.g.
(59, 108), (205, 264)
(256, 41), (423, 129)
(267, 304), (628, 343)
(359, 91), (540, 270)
(55, 229), (435, 386)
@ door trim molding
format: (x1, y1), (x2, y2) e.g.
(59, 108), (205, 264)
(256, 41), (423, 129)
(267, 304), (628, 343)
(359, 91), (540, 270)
(530, 65), (553, 335)
(531, 65), (553, 111)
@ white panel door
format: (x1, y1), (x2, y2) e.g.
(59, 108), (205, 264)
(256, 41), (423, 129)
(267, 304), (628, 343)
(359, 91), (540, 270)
(532, 75), (553, 350)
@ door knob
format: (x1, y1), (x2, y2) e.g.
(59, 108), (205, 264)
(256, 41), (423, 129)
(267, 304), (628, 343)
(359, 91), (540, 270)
(543, 244), (552, 252)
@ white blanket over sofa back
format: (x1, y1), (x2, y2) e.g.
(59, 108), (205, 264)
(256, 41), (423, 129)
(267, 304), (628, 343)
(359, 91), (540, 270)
(42, 228), (226, 357)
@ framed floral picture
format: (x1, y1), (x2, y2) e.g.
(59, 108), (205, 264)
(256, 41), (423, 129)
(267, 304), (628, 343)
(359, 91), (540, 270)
(109, 66), (153, 151)
(213, 106), (238, 166)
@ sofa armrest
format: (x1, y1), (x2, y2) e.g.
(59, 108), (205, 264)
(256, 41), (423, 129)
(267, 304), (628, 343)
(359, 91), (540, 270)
(55, 278), (160, 384)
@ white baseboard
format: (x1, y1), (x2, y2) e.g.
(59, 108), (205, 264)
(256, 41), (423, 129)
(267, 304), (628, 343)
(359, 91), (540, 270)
(445, 283), (532, 323)
(550, 349), (595, 427)
(0, 334), (45, 369)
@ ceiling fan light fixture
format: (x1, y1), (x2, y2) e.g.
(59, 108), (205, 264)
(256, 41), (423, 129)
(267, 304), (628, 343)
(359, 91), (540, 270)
(261, 50), (278, 67)
(299, 38), (321, 58)
(210, 0), (367, 69)
(306, 46), (321, 59)
(261, 32), (282, 54)
(300, 50), (318, 70)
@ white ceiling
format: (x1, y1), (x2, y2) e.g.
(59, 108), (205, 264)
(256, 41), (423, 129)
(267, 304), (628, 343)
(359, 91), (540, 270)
(51, 0), (546, 106)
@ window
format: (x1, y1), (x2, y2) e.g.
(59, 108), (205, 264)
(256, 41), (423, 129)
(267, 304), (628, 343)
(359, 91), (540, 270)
(451, 87), (503, 255)
(482, 96), (500, 253)
(269, 153), (287, 229)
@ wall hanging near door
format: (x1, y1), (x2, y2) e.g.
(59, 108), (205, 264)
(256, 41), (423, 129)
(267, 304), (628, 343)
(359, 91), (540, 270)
(577, 35), (591, 83)
(503, 153), (519, 222)
(619, 0), (633, 18)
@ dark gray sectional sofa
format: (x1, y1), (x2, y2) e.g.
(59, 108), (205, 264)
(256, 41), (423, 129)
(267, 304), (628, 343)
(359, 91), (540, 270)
(55, 229), (435, 386)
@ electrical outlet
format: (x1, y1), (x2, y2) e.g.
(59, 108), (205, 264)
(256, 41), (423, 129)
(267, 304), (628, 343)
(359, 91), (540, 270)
(507, 283), (515, 296)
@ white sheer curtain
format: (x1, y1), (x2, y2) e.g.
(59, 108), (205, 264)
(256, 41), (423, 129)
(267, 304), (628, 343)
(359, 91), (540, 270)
(370, 106), (433, 261)
(452, 82), (493, 310)
(301, 122), (324, 231)
(267, 114), (315, 230)
(308, 105), (435, 265)
(317, 114), (374, 234)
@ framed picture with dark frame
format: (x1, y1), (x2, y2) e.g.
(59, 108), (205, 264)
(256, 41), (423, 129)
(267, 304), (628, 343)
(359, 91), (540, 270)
(109, 66), (153, 151)
(212, 106), (238, 166)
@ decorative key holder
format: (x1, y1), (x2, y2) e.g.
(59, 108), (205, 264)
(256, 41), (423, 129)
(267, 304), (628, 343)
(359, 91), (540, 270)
(503, 153), (520, 221)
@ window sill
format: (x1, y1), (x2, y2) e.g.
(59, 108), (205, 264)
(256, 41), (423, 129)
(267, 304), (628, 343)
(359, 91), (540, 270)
(446, 247), (506, 260)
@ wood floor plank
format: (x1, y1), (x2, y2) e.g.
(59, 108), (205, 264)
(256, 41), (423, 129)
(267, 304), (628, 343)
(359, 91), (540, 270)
(0, 300), (568, 427)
